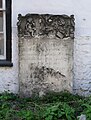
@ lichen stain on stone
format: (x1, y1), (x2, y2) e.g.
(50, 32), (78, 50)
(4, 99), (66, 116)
(36, 43), (44, 54)
(20, 65), (67, 97)
(32, 66), (66, 80)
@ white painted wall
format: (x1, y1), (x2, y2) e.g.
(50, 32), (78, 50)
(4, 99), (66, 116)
(0, 26), (19, 93)
(0, 0), (91, 95)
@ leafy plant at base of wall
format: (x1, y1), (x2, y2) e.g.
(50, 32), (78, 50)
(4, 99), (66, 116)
(0, 91), (90, 120)
(17, 110), (35, 120)
(0, 92), (18, 101)
(40, 91), (83, 103)
(43, 102), (75, 120)
(82, 103), (91, 120)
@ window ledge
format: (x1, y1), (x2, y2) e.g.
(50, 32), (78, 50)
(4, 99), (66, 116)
(0, 60), (13, 67)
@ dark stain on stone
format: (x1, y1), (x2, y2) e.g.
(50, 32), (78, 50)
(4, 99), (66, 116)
(36, 43), (44, 53)
(30, 66), (65, 82)
(20, 65), (66, 97)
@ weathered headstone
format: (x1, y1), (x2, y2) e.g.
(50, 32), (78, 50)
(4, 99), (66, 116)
(17, 14), (75, 97)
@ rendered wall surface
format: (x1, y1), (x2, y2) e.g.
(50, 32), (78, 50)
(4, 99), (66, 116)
(0, 28), (19, 93)
(18, 14), (75, 96)
(73, 36), (91, 96)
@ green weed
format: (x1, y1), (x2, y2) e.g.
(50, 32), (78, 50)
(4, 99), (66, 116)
(0, 91), (91, 120)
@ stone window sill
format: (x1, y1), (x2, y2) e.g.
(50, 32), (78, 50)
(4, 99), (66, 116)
(0, 60), (13, 67)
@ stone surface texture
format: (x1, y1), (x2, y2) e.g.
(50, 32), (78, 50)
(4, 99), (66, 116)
(18, 14), (74, 96)
(77, 114), (86, 120)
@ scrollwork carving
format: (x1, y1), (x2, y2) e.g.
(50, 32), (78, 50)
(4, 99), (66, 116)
(17, 14), (75, 39)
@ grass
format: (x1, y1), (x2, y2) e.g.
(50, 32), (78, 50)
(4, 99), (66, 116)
(0, 91), (91, 120)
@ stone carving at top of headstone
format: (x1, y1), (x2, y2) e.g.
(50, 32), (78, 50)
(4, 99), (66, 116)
(17, 14), (75, 39)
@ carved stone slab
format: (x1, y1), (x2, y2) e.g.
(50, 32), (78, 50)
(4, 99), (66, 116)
(18, 14), (75, 97)
(17, 14), (75, 39)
